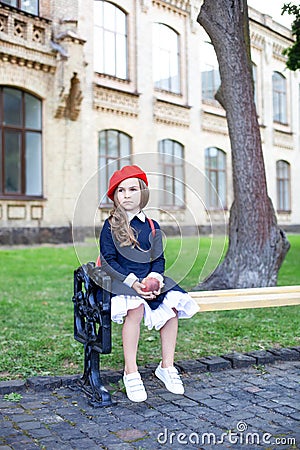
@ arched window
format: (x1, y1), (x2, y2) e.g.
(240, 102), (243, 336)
(153, 24), (180, 94)
(276, 160), (291, 212)
(205, 147), (226, 209)
(158, 139), (184, 207)
(2, 0), (39, 14)
(272, 72), (287, 124)
(99, 130), (131, 203)
(0, 87), (42, 197)
(94, 0), (128, 79)
(201, 41), (220, 103)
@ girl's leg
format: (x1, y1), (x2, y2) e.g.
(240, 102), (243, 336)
(156, 311), (184, 394)
(122, 304), (144, 374)
(160, 311), (178, 368)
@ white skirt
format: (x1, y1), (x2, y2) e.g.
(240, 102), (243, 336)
(111, 290), (199, 331)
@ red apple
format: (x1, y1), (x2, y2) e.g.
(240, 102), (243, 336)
(141, 277), (160, 292)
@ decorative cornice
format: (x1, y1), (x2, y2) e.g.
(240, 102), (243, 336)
(153, 99), (190, 127)
(250, 30), (265, 50)
(201, 110), (228, 136)
(93, 85), (139, 117)
(273, 129), (293, 150)
(55, 30), (86, 45)
(273, 42), (288, 62)
(0, 51), (56, 73)
(152, 0), (189, 16)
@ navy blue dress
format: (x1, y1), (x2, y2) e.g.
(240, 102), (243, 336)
(99, 216), (186, 310)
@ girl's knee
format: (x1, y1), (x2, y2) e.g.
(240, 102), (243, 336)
(126, 304), (144, 322)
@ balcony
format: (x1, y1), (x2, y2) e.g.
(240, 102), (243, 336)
(0, 3), (56, 72)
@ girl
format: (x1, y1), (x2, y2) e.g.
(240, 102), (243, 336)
(99, 165), (199, 402)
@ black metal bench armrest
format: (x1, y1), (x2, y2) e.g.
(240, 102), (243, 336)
(72, 262), (112, 353)
(72, 262), (113, 407)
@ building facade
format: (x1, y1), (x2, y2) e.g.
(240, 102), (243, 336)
(0, 0), (299, 244)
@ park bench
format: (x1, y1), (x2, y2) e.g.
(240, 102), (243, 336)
(72, 262), (300, 407)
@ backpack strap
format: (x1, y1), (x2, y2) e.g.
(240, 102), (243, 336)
(147, 217), (156, 238)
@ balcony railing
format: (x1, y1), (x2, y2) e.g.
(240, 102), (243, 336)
(0, 3), (52, 52)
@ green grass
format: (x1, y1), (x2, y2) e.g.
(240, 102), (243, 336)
(0, 235), (299, 380)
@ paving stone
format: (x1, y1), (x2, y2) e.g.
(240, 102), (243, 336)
(176, 359), (208, 373)
(273, 405), (298, 417)
(0, 380), (27, 395)
(289, 411), (300, 420)
(69, 438), (103, 449)
(197, 355), (232, 372)
(26, 376), (63, 392)
(8, 413), (35, 423)
(115, 428), (148, 442)
(222, 352), (256, 368)
(289, 346), (300, 354)
(1, 358), (300, 450)
(38, 438), (75, 450)
(268, 348), (300, 361)
(246, 350), (276, 365)
(17, 421), (42, 431)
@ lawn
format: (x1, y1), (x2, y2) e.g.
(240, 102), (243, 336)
(0, 235), (299, 380)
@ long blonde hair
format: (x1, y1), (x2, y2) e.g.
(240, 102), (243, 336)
(109, 179), (149, 247)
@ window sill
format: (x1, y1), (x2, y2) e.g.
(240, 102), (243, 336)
(155, 88), (182, 97)
(277, 210), (291, 214)
(95, 72), (130, 84)
(159, 206), (186, 211)
(0, 195), (46, 201)
(201, 103), (226, 118)
(206, 207), (228, 212)
(273, 123), (293, 135)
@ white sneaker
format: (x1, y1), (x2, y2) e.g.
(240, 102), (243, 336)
(155, 362), (184, 394)
(123, 372), (147, 402)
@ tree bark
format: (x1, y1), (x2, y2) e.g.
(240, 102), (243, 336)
(196, 0), (290, 290)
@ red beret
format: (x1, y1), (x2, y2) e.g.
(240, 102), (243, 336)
(107, 165), (148, 200)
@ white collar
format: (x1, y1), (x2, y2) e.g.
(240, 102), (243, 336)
(127, 210), (146, 223)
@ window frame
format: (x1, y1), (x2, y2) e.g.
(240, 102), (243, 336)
(158, 139), (185, 209)
(98, 129), (132, 205)
(94, 0), (128, 80)
(0, 86), (43, 199)
(153, 23), (181, 95)
(276, 160), (291, 213)
(1, 0), (39, 15)
(201, 41), (220, 104)
(272, 71), (287, 125)
(205, 147), (227, 210)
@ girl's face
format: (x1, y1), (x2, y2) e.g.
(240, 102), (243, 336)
(116, 177), (141, 214)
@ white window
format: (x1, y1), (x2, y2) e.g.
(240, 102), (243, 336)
(94, 0), (128, 79)
(153, 24), (180, 94)
(158, 139), (185, 207)
(273, 72), (287, 124)
(205, 147), (226, 209)
(276, 160), (291, 212)
(201, 42), (220, 102)
(98, 130), (131, 204)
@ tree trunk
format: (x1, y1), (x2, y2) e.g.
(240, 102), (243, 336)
(195, 0), (290, 290)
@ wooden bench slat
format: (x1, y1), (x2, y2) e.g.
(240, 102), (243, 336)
(190, 285), (300, 298)
(189, 285), (300, 312)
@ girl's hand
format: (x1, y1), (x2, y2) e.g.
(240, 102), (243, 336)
(141, 277), (161, 297)
(132, 281), (156, 300)
(153, 287), (161, 296)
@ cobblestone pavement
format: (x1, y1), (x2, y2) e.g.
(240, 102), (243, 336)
(0, 359), (299, 450)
